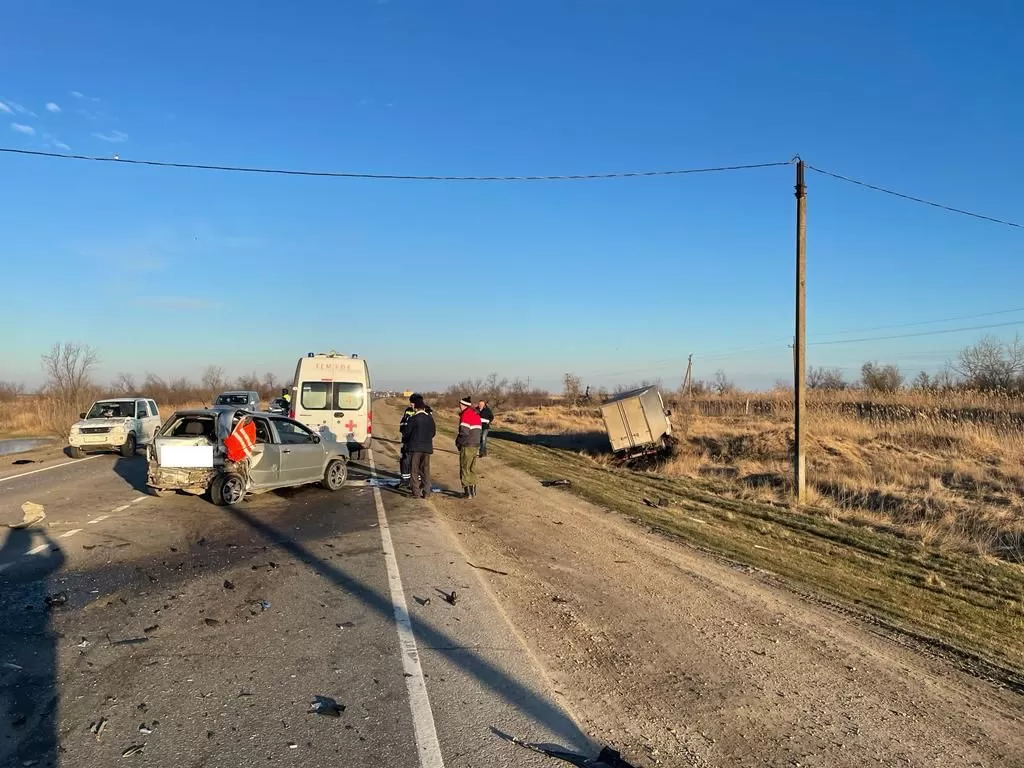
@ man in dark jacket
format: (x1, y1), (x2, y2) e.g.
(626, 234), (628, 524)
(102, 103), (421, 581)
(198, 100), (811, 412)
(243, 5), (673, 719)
(398, 399), (416, 488)
(476, 399), (494, 457)
(403, 395), (436, 498)
(456, 396), (482, 498)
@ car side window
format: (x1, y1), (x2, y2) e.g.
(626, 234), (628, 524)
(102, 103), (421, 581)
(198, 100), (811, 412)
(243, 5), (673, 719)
(253, 418), (272, 445)
(273, 419), (317, 445)
(137, 401), (149, 418)
(149, 400), (159, 417)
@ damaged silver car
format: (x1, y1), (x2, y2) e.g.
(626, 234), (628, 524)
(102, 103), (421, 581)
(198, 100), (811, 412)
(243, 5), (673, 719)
(146, 407), (349, 506)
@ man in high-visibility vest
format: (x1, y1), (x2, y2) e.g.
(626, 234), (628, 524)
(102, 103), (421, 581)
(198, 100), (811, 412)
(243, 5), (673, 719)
(281, 388), (291, 405)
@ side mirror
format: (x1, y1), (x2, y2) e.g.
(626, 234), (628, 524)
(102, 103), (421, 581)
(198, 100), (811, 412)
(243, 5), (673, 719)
(665, 409), (672, 417)
(79, 412), (86, 419)
(312, 434), (321, 443)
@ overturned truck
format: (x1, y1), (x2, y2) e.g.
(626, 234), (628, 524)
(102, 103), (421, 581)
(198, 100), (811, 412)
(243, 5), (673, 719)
(599, 386), (676, 463)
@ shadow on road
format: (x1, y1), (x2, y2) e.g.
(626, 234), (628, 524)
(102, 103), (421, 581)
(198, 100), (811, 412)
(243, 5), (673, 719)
(223, 504), (595, 755)
(490, 430), (610, 454)
(112, 455), (150, 494)
(0, 527), (65, 768)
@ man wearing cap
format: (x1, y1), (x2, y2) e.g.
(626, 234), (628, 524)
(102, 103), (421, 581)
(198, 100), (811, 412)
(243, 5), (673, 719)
(476, 399), (494, 458)
(456, 396), (482, 498)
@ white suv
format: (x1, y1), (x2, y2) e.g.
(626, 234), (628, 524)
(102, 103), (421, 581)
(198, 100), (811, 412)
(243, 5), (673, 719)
(68, 398), (161, 458)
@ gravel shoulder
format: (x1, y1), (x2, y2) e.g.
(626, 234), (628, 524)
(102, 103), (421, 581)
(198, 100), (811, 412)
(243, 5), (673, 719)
(376, 402), (1024, 767)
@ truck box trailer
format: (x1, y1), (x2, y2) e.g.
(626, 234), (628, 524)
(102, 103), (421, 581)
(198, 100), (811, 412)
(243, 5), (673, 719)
(599, 386), (675, 460)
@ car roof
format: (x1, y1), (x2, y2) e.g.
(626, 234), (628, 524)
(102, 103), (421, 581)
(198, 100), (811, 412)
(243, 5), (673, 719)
(172, 406), (284, 418)
(94, 397), (144, 403)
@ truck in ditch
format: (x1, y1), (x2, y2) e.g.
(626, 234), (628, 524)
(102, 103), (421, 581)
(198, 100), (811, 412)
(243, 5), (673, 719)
(599, 386), (676, 463)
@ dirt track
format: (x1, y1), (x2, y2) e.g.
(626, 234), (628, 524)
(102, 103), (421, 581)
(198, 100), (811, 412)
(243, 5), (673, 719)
(375, 404), (1024, 767)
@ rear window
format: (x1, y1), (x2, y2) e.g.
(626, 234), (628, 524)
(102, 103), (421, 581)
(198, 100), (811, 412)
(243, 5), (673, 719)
(163, 415), (217, 439)
(300, 382), (365, 411)
(216, 393), (251, 406)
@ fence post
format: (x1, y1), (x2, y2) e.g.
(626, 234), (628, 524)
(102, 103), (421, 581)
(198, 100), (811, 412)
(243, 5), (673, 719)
(794, 159), (808, 504)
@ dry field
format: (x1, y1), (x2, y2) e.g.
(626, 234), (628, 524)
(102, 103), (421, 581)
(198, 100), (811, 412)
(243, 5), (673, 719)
(498, 390), (1024, 562)
(0, 397), (207, 439)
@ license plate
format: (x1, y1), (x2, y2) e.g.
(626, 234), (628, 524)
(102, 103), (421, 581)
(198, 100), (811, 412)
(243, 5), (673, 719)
(84, 436), (110, 444)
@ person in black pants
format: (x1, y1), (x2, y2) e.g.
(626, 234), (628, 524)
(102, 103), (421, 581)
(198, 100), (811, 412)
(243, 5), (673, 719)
(403, 395), (436, 498)
(398, 400), (416, 488)
(477, 399), (494, 457)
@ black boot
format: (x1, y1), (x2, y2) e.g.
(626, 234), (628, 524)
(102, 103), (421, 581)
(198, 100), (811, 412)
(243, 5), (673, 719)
(462, 486), (470, 499)
(469, 485), (477, 498)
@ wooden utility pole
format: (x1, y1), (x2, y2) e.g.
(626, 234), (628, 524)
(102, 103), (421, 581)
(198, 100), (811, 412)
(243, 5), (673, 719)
(682, 354), (693, 397)
(794, 159), (807, 503)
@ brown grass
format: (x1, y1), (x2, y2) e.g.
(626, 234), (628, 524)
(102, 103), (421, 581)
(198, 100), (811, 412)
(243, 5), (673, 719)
(0, 396), (207, 439)
(497, 393), (1024, 563)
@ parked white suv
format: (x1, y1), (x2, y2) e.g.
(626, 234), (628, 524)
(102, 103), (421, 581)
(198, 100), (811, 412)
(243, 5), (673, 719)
(68, 398), (161, 458)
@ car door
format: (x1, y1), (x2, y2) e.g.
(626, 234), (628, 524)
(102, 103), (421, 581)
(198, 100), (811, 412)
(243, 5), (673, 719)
(272, 418), (325, 484)
(135, 400), (156, 444)
(248, 417), (281, 488)
(147, 400), (161, 436)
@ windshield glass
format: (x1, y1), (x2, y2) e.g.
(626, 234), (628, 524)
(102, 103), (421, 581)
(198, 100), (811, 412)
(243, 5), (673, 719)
(86, 401), (134, 419)
(162, 414), (218, 440)
(216, 393), (251, 405)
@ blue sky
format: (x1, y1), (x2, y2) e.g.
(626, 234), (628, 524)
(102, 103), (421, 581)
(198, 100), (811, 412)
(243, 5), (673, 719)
(2, 0), (1022, 392)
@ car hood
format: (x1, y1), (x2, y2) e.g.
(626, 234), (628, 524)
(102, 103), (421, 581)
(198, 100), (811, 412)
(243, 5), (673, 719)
(72, 417), (133, 430)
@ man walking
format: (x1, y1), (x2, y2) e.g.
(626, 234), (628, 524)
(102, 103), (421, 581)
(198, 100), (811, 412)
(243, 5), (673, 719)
(403, 395), (435, 498)
(456, 396), (482, 498)
(477, 399), (494, 457)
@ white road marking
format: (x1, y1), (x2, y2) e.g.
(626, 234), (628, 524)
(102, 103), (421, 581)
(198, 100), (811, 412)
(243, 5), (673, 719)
(112, 505), (130, 513)
(131, 496), (147, 503)
(368, 448), (445, 768)
(60, 529), (82, 539)
(0, 455), (99, 483)
(26, 543), (51, 555)
(88, 514), (109, 525)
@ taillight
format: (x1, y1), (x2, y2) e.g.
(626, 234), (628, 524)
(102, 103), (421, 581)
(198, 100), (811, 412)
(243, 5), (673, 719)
(289, 409), (295, 419)
(367, 412), (373, 434)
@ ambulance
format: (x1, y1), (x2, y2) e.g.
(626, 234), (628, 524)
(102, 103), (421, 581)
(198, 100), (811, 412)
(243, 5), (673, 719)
(290, 352), (372, 455)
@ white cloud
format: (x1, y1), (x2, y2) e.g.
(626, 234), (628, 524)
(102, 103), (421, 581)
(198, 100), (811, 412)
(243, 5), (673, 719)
(5, 100), (37, 117)
(71, 90), (101, 102)
(0, 101), (11, 114)
(92, 129), (128, 143)
(43, 133), (70, 151)
(45, 102), (61, 113)
(11, 123), (36, 136)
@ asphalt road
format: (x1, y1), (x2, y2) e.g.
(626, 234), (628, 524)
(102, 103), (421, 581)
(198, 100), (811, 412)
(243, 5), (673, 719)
(0, 439), (593, 767)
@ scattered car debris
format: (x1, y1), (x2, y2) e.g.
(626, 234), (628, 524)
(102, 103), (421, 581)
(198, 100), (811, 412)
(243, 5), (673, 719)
(107, 634), (149, 647)
(121, 744), (145, 758)
(493, 729), (637, 767)
(642, 497), (669, 508)
(44, 591), (68, 609)
(541, 479), (571, 487)
(143, 625), (159, 634)
(76, 638), (91, 649)
(138, 722), (155, 735)
(414, 596), (431, 606)
(1, 662), (24, 671)
(12, 458), (36, 465)
(204, 618), (221, 627)
(90, 717), (108, 736)
(366, 478), (400, 488)
(287, 742), (298, 749)
(336, 621), (355, 630)
(552, 596), (570, 604)
(309, 695), (345, 717)
(465, 561), (509, 576)
(440, 589), (457, 606)
(238, 689), (254, 697)
(258, 600), (271, 611)
(223, 580), (235, 590)
(9, 501), (46, 529)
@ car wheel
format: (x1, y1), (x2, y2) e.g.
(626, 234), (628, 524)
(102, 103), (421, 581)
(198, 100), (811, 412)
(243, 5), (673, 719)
(210, 473), (246, 506)
(147, 486), (169, 497)
(69, 446), (85, 459)
(120, 433), (137, 457)
(323, 459), (348, 491)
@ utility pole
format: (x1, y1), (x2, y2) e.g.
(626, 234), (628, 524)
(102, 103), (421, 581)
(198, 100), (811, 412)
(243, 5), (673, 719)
(682, 354), (693, 397)
(794, 158), (807, 503)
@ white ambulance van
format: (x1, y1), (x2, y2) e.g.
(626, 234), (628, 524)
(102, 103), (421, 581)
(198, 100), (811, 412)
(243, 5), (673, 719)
(290, 352), (372, 455)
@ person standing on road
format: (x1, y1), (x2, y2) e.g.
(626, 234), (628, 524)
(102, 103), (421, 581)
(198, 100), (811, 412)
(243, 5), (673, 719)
(404, 395), (436, 498)
(281, 388), (291, 407)
(398, 397), (417, 489)
(476, 399), (494, 458)
(456, 396), (482, 498)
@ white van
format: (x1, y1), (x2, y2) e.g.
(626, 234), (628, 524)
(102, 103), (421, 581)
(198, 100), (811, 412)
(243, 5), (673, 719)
(290, 352), (372, 455)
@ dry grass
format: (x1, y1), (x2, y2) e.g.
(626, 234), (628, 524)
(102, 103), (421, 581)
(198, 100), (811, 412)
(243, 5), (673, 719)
(496, 395), (1024, 563)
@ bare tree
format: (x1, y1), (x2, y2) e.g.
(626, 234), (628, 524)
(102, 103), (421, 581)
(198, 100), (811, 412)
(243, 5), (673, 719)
(860, 361), (904, 392)
(0, 381), (25, 402)
(955, 335), (1024, 391)
(201, 365), (226, 394)
(713, 369), (735, 396)
(235, 372), (261, 392)
(807, 366), (847, 390)
(39, 342), (99, 437)
(261, 372), (280, 397)
(111, 372), (137, 394)
(563, 373), (583, 406)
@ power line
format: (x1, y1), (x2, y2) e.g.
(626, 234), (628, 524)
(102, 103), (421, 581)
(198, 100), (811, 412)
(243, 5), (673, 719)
(0, 147), (792, 182)
(811, 306), (1024, 337)
(809, 319), (1024, 347)
(806, 164), (1024, 229)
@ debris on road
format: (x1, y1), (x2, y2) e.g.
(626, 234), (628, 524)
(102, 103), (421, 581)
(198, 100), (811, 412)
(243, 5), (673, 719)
(1, 662), (24, 672)
(309, 695), (345, 717)
(336, 621), (355, 629)
(366, 478), (400, 488)
(414, 596), (431, 606)
(642, 497), (668, 508)
(143, 624), (159, 634)
(89, 718), (108, 736)
(107, 634), (150, 647)
(541, 479), (571, 488)
(76, 638), (91, 649)
(223, 580), (235, 590)
(9, 501), (46, 529)
(440, 589), (457, 606)
(493, 729), (637, 767)
(552, 595), (570, 604)
(465, 561), (509, 576)
(12, 458), (36, 465)
(258, 600), (271, 611)
(45, 591), (69, 609)
(138, 722), (155, 735)
(204, 618), (221, 627)
(121, 744), (145, 758)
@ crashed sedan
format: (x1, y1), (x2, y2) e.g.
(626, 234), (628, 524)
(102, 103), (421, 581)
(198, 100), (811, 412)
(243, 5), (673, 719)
(146, 407), (349, 506)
